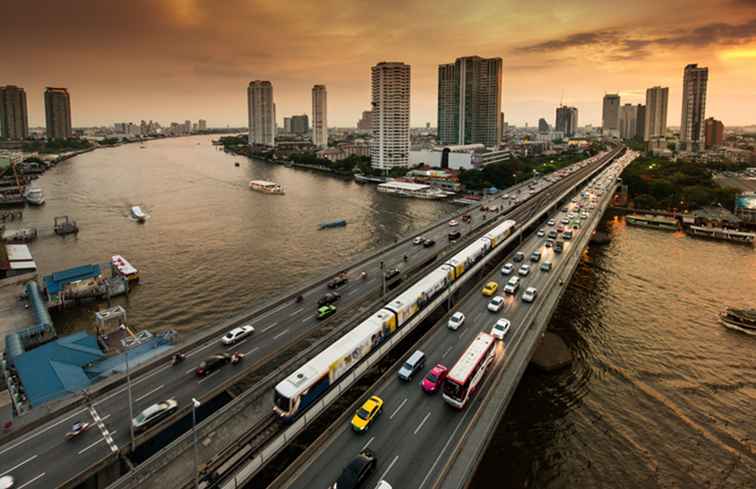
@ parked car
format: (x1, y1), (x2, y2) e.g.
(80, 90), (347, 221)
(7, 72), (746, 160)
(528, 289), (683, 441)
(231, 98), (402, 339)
(422, 238), (436, 247)
(421, 364), (449, 394)
(482, 281), (498, 296)
(448, 311), (465, 330)
(221, 325), (255, 345)
(317, 292), (341, 307)
(500, 263), (513, 275)
(491, 318), (511, 340)
(330, 449), (377, 489)
(316, 304), (337, 320)
(522, 287), (538, 303)
(351, 396), (384, 432)
(487, 295), (505, 312)
(195, 354), (231, 377)
(518, 264), (531, 276)
(132, 399), (179, 432)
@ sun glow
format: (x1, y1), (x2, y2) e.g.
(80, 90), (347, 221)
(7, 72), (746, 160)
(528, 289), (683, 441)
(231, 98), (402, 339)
(719, 48), (756, 60)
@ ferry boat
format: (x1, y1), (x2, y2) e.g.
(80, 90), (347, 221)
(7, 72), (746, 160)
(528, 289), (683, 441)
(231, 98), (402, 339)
(376, 181), (447, 200)
(131, 206), (147, 222)
(249, 180), (285, 195)
(625, 214), (678, 230)
(111, 255), (140, 282)
(1, 227), (38, 243)
(719, 308), (756, 335)
(24, 187), (45, 205)
(687, 226), (755, 246)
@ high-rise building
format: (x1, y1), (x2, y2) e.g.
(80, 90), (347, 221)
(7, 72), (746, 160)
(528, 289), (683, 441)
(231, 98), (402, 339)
(602, 94), (620, 138)
(635, 104), (646, 141)
(704, 117), (724, 148)
(357, 110), (372, 130)
(555, 106), (578, 137)
(644, 86), (669, 142)
(44, 87), (72, 140)
(0, 86), (29, 140)
(370, 61), (410, 171)
(198, 119), (207, 131)
(247, 81), (275, 147)
(312, 85), (328, 148)
(290, 115), (309, 135)
(619, 103), (638, 140)
(680, 64), (708, 152)
(437, 56), (502, 148)
(538, 118), (549, 133)
(283, 117), (292, 133)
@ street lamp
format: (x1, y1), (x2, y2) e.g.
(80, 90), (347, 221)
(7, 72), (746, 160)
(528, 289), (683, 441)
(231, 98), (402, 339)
(192, 398), (201, 489)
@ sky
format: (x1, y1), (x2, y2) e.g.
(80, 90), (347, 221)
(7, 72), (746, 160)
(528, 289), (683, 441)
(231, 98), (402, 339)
(4, 0), (756, 128)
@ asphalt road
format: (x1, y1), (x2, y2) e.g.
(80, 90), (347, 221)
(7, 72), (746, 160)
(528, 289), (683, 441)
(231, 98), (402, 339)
(278, 168), (618, 489)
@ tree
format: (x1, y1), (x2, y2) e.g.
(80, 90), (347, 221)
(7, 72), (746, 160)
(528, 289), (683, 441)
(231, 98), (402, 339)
(633, 194), (658, 209)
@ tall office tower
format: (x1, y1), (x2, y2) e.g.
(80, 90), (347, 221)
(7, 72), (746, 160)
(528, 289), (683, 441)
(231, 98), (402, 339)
(644, 86), (669, 142)
(198, 119), (207, 131)
(619, 103), (638, 140)
(0, 85), (29, 140)
(370, 61), (410, 171)
(184, 120), (191, 134)
(555, 106), (578, 137)
(680, 64), (708, 152)
(312, 85), (328, 148)
(290, 115), (309, 135)
(602, 94), (620, 138)
(437, 56), (502, 148)
(538, 118), (549, 133)
(635, 105), (646, 141)
(44, 87), (72, 140)
(356, 110), (372, 130)
(704, 117), (724, 148)
(283, 117), (292, 133)
(247, 81), (275, 146)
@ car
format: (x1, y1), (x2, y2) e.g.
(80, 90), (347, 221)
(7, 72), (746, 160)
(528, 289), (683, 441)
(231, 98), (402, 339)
(398, 350), (426, 380)
(500, 263), (513, 275)
(448, 230), (461, 240)
(330, 449), (377, 489)
(503, 276), (520, 294)
(316, 304), (337, 320)
(482, 281), (498, 296)
(547, 219), (555, 226)
(421, 364), (449, 393)
(327, 274), (348, 289)
(195, 353), (231, 377)
(448, 219), (459, 227)
(530, 250), (541, 262)
(351, 396), (384, 432)
(422, 238), (436, 247)
(547, 230), (558, 239)
(512, 251), (525, 262)
(556, 225), (564, 233)
(221, 325), (255, 345)
(540, 261), (552, 272)
(545, 239), (554, 248)
(561, 207), (569, 212)
(132, 398), (179, 432)
(375, 481), (393, 489)
(413, 236), (424, 245)
(562, 230), (573, 240)
(522, 287), (538, 303)
(448, 311), (465, 330)
(487, 295), (505, 312)
(537, 229), (545, 238)
(518, 264), (530, 276)
(384, 267), (401, 280)
(554, 240), (564, 253)
(561, 218), (570, 225)
(317, 292), (341, 307)
(491, 318), (511, 340)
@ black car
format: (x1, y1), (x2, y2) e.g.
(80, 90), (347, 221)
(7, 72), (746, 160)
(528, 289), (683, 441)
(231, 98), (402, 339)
(195, 353), (230, 377)
(327, 275), (348, 289)
(448, 230), (461, 240)
(317, 292), (341, 307)
(331, 449), (376, 489)
(384, 268), (401, 281)
(422, 238), (435, 247)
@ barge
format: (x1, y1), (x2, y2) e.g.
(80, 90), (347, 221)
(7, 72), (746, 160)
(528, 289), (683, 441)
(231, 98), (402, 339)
(687, 226), (754, 246)
(376, 181), (447, 200)
(720, 308), (756, 335)
(625, 214), (678, 230)
(249, 180), (285, 194)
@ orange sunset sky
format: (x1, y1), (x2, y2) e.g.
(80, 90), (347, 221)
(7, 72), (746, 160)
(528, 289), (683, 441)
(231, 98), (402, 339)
(4, 0), (756, 128)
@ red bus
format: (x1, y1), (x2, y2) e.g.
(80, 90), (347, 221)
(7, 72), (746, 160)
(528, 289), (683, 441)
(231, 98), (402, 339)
(442, 332), (496, 409)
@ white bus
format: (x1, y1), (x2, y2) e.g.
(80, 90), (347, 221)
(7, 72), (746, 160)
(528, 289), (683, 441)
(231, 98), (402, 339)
(442, 332), (496, 409)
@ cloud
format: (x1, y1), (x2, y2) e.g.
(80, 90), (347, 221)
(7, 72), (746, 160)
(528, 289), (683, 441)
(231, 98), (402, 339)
(520, 30), (619, 52)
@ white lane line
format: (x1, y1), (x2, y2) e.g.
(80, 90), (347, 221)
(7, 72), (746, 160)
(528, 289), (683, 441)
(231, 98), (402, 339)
(414, 411), (431, 435)
(347, 288), (360, 296)
(441, 346), (453, 359)
(16, 472), (45, 489)
(261, 322), (278, 333)
(77, 430), (118, 455)
(185, 367), (196, 375)
(186, 341), (215, 358)
(100, 414), (111, 423)
(0, 408), (87, 456)
(227, 338), (248, 350)
(389, 398), (407, 419)
(301, 316), (310, 323)
(378, 455), (399, 482)
(197, 370), (220, 384)
(273, 329), (289, 340)
(361, 436), (375, 452)
(0, 455), (38, 477)
(244, 346), (259, 356)
(289, 308), (304, 317)
(134, 384), (164, 403)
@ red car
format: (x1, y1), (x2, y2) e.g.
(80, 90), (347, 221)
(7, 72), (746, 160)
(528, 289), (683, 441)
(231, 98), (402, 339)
(421, 364), (448, 394)
(556, 225), (565, 233)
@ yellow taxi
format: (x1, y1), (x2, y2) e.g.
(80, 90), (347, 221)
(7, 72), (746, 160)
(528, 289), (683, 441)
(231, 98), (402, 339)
(481, 281), (498, 297)
(351, 395), (384, 432)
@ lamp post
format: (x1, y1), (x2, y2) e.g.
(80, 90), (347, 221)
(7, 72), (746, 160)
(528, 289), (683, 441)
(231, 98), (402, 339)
(192, 398), (201, 489)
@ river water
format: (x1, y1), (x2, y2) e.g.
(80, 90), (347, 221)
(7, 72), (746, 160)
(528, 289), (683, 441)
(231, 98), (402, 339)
(472, 217), (756, 488)
(19, 135), (457, 336)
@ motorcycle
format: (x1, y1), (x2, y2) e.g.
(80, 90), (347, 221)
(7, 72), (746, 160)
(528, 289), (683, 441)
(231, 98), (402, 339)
(403, 255), (408, 262)
(65, 422), (90, 440)
(360, 271), (367, 280)
(171, 353), (186, 366)
(295, 294), (304, 303)
(231, 352), (245, 365)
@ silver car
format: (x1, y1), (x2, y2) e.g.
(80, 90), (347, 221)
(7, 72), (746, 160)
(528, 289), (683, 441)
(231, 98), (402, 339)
(132, 399), (179, 432)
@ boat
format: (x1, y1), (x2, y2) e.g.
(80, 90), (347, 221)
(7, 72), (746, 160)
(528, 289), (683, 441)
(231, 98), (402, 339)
(249, 180), (285, 195)
(1, 227), (38, 243)
(111, 255), (140, 282)
(376, 181), (447, 200)
(23, 187), (45, 205)
(54, 215), (79, 236)
(625, 214), (678, 230)
(687, 226), (754, 246)
(131, 206), (147, 222)
(319, 219), (347, 229)
(354, 174), (388, 184)
(720, 308), (756, 335)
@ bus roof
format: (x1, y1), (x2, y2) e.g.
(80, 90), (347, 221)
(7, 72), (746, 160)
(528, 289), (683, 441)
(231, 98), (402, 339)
(447, 332), (495, 385)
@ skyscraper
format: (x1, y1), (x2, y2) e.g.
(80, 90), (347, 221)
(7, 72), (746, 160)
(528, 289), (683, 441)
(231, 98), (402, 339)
(198, 119), (207, 131)
(704, 117), (724, 148)
(555, 106), (578, 137)
(44, 87), (72, 140)
(312, 85), (328, 148)
(602, 94), (620, 138)
(538, 118), (549, 133)
(635, 104), (646, 141)
(284, 117), (292, 133)
(644, 86), (669, 142)
(356, 111), (372, 130)
(0, 86), (29, 140)
(247, 81), (275, 147)
(370, 62), (410, 171)
(290, 115), (309, 135)
(680, 64), (708, 152)
(619, 103), (637, 140)
(437, 56), (502, 148)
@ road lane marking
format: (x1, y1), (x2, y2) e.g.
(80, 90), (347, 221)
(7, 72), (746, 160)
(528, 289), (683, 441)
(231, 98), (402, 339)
(0, 408), (87, 456)
(135, 384), (164, 403)
(273, 329), (289, 340)
(89, 406), (118, 454)
(0, 455), (38, 477)
(389, 398), (407, 419)
(261, 322), (278, 333)
(244, 346), (259, 356)
(361, 436), (375, 452)
(289, 308), (304, 317)
(347, 289), (360, 296)
(441, 346), (453, 359)
(197, 370), (220, 384)
(16, 472), (45, 489)
(100, 414), (111, 422)
(227, 338), (248, 350)
(186, 341), (215, 358)
(414, 411), (431, 435)
(301, 316), (310, 323)
(185, 367), (196, 375)
(78, 430), (118, 455)
(378, 455), (399, 482)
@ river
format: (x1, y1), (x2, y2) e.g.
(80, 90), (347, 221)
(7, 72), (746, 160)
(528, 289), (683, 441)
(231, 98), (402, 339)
(472, 217), (756, 488)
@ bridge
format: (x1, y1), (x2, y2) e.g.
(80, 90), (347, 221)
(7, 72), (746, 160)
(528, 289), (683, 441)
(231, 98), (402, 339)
(0, 146), (627, 489)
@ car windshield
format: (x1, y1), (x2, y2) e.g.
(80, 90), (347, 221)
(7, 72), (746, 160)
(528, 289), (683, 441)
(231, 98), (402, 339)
(452, 314), (462, 321)
(426, 373), (438, 383)
(356, 408), (370, 420)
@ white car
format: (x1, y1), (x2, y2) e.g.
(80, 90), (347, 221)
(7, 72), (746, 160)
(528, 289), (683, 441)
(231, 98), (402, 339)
(491, 318), (511, 340)
(375, 481), (393, 489)
(537, 229), (545, 238)
(522, 287), (538, 303)
(448, 219), (459, 227)
(547, 219), (555, 226)
(413, 236), (424, 245)
(221, 325), (255, 345)
(448, 311), (466, 330)
(500, 263), (513, 275)
(487, 296), (505, 312)
(518, 264), (530, 276)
